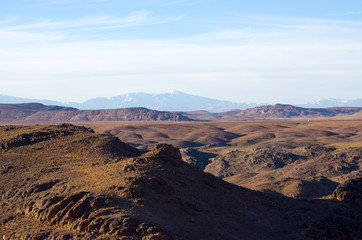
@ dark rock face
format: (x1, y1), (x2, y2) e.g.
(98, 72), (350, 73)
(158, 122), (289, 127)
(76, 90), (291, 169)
(180, 148), (215, 170)
(305, 215), (362, 240)
(303, 178), (362, 240)
(332, 177), (362, 207)
(132, 176), (176, 197)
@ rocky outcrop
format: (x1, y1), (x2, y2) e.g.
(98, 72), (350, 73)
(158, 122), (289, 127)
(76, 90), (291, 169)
(2, 180), (173, 240)
(180, 148), (215, 170)
(24, 192), (169, 239)
(143, 144), (184, 166)
(332, 177), (362, 207)
(0, 125), (77, 150)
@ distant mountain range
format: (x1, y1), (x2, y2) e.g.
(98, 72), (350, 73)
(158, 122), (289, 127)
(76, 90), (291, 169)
(0, 103), (361, 123)
(0, 91), (361, 112)
(0, 91), (256, 112)
(302, 98), (362, 108)
(0, 94), (61, 106)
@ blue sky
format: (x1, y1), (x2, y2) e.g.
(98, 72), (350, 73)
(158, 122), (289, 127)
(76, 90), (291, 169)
(1, 0), (362, 104)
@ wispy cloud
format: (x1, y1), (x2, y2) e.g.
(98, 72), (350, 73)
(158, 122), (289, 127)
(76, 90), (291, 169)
(0, 17), (18, 24)
(231, 14), (362, 30)
(1, 11), (183, 33)
(1, 11), (362, 103)
(326, 11), (362, 17)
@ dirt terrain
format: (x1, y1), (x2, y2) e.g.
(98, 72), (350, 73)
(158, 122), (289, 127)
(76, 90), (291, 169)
(88, 120), (362, 199)
(1, 124), (361, 239)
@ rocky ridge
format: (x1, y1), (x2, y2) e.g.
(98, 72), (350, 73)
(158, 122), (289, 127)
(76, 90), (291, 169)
(0, 103), (194, 122)
(221, 104), (362, 119)
(0, 124), (361, 239)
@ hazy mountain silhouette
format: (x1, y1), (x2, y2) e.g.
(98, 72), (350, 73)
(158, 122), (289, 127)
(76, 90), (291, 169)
(0, 94), (62, 106)
(1, 91), (255, 112)
(72, 90), (254, 112)
(302, 98), (362, 108)
(2, 92), (362, 112)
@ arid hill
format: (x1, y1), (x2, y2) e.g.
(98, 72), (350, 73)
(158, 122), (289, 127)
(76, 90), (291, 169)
(219, 104), (362, 120)
(1, 103), (362, 123)
(1, 124), (361, 239)
(0, 103), (77, 121)
(0, 103), (194, 122)
(88, 120), (362, 200)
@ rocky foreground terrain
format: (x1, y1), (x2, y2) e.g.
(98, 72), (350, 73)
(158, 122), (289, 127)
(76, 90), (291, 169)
(0, 124), (361, 239)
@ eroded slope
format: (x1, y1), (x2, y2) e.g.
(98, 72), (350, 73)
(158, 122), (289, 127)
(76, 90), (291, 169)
(89, 120), (362, 199)
(0, 124), (361, 239)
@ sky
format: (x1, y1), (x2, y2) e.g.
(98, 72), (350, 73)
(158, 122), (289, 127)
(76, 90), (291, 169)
(1, 0), (362, 104)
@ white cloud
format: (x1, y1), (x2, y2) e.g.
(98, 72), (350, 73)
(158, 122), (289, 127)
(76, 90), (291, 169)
(1, 13), (362, 103)
(326, 11), (362, 17)
(1, 11), (183, 33)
